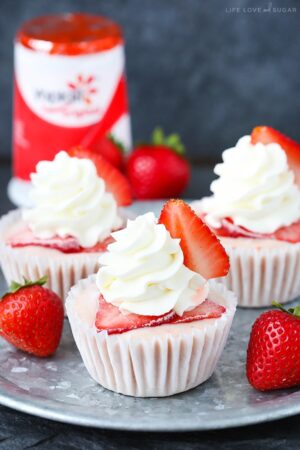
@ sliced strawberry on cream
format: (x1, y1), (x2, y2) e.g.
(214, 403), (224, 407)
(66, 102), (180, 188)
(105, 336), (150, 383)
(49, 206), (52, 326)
(95, 295), (225, 335)
(84, 237), (115, 253)
(7, 227), (114, 254)
(170, 299), (225, 325)
(159, 199), (230, 279)
(272, 221), (300, 243)
(199, 214), (300, 244)
(202, 216), (265, 240)
(94, 208), (228, 335)
(68, 146), (132, 206)
(195, 134), (300, 238)
(23, 151), (123, 249)
(95, 295), (176, 334)
(251, 126), (300, 186)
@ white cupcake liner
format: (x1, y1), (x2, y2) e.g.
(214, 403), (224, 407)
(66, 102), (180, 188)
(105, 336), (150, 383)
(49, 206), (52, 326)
(219, 239), (300, 308)
(0, 210), (102, 305)
(66, 276), (237, 397)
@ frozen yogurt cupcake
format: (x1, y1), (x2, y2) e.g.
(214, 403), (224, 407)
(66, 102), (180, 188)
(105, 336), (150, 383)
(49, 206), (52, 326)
(0, 149), (132, 302)
(192, 127), (300, 307)
(66, 200), (236, 397)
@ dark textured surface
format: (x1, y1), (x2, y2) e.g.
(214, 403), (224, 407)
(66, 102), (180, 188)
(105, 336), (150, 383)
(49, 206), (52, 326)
(0, 163), (299, 448)
(0, 408), (299, 450)
(0, 0), (300, 161)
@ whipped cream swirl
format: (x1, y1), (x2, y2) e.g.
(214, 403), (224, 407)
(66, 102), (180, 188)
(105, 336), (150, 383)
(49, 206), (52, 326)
(96, 212), (208, 316)
(200, 136), (300, 233)
(23, 151), (122, 247)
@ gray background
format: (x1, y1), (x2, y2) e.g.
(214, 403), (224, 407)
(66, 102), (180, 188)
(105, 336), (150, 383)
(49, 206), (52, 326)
(0, 0), (299, 163)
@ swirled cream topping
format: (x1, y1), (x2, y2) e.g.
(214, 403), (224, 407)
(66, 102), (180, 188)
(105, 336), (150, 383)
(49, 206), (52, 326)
(200, 136), (300, 233)
(96, 212), (208, 316)
(23, 151), (122, 247)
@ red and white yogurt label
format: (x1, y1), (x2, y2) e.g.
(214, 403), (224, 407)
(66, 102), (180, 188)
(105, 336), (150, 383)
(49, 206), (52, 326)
(13, 43), (131, 180)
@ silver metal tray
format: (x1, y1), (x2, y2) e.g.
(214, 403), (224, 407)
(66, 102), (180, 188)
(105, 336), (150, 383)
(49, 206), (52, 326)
(0, 308), (299, 431)
(0, 201), (299, 431)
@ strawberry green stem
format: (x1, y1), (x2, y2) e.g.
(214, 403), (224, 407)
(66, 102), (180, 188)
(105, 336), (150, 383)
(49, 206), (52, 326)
(272, 301), (300, 317)
(151, 127), (186, 156)
(1, 275), (48, 299)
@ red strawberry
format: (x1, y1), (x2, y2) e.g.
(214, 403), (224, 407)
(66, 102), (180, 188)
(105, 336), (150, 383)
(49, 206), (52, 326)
(200, 215), (300, 244)
(273, 221), (300, 243)
(68, 146), (132, 206)
(208, 217), (265, 240)
(159, 200), (230, 279)
(91, 134), (124, 170)
(251, 126), (300, 185)
(7, 227), (114, 254)
(126, 128), (190, 199)
(170, 299), (225, 324)
(0, 276), (64, 357)
(95, 296), (224, 335)
(96, 295), (176, 334)
(247, 302), (300, 391)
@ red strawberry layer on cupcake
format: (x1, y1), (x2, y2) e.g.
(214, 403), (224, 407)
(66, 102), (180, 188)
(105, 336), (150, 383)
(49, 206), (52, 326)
(5, 149), (132, 253)
(193, 127), (300, 243)
(95, 200), (229, 334)
(191, 127), (300, 308)
(0, 150), (132, 301)
(66, 200), (236, 397)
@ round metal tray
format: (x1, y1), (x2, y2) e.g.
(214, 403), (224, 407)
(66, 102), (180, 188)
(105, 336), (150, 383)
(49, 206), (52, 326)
(0, 201), (299, 431)
(0, 302), (299, 431)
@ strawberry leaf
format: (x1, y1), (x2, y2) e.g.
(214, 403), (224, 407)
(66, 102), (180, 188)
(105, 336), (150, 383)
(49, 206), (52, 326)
(272, 301), (300, 318)
(290, 306), (300, 317)
(151, 127), (186, 156)
(152, 127), (165, 145)
(1, 275), (48, 299)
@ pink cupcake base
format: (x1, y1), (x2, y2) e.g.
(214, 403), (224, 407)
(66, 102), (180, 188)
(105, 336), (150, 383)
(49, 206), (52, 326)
(219, 237), (300, 308)
(0, 210), (102, 305)
(66, 277), (237, 397)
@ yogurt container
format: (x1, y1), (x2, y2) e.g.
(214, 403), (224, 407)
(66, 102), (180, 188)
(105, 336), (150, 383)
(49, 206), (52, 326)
(10, 13), (131, 206)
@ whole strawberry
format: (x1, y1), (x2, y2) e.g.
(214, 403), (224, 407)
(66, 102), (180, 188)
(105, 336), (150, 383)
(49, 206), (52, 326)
(247, 302), (300, 391)
(0, 276), (64, 357)
(126, 128), (190, 199)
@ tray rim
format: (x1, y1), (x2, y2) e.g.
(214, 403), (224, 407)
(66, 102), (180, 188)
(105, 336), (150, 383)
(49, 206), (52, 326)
(0, 374), (299, 431)
(0, 200), (300, 431)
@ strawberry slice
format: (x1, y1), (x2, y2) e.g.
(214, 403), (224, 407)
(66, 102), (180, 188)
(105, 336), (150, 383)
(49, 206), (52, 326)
(95, 295), (176, 334)
(251, 126), (300, 186)
(171, 300), (225, 325)
(95, 296), (225, 335)
(7, 227), (114, 254)
(200, 215), (300, 244)
(206, 217), (268, 240)
(68, 146), (132, 206)
(92, 135), (124, 170)
(158, 200), (230, 279)
(273, 221), (300, 243)
(83, 237), (115, 253)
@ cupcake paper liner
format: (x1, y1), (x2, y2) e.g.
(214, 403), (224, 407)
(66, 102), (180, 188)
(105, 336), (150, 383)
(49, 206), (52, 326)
(0, 210), (101, 304)
(66, 276), (237, 397)
(219, 239), (300, 308)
